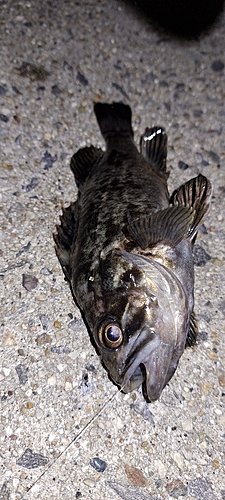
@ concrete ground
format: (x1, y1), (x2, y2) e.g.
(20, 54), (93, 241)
(0, 1), (224, 499)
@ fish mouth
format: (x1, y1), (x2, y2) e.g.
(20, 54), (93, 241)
(120, 329), (174, 401)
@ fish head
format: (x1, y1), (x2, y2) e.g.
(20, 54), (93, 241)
(92, 249), (189, 402)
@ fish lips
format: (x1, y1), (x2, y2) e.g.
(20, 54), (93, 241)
(119, 329), (175, 402)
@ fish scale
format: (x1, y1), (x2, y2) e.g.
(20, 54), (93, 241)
(54, 102), (211, 402)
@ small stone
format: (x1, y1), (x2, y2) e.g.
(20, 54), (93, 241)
(212, 258), (223, 266)
(173, 452), (184, 470)
(0, 113), (9, 122)
(18, 348), (25, 356)
(125, 444), (133, 453)
(208, 150), (220, 163)
(188, 478), (214, 498)
(155, 459), (167, 478)
(218, 373), (225, 387)
(39, 314), (52, 331)
(181, 419), (193, 432)
(26, 402), (34, 409)
(22, 177), (39, 192)
(40, 150), (57, 170)
(166, 479), (188, 498)
(65, 381), (72, 391)
(0, 84), (8, 95)
(44, 132), (52, 141)
(193, 245), (211, 267)
(212, 459), (220, 469)
(206, 350), (218, 361)
(22, 274), (38, 291)
(77, 71), (89, 86)
(2, 332), (16, 346)
(90, 457), (107, 472)
(52, 85), (62, 96)
(130, 400), (154, 424)
(200, 382), (212, 394)
(178, 160), (189, 170)
(0, 373), (5, 382)
(36, 333), (52, 346)
(124, 464), (147, 487)
(15, 364), (28, 385)
(10, 434), (18, 440)
(211, 60), (224, 72)
(54, 320), (62, 328)
(47, 375), (56, 386)
(83, 478), (95, 487)
(16, 448), (48, 469)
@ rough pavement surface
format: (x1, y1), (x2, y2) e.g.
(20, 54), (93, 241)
(0, 1), (224, 499)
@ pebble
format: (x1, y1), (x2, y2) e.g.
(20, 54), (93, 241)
(181, 419), (193, 432)
(47, 375), (56, 386)
(173, 451), (184, 470)
(154, 459), (167, 478)
(15, 364), (28, 385)
(124, 464), (147, 487)
(193, 245), (211, 267)
(90, 457), (107, 472)
(36, 333), (52, 345)
(188, 478), (215, 499)
(166, 479), (188, 498)
(218, 373), (225, 387)
(2, 332), (16, 346)
(54, 320), (62, 328)
(16, 448), (49, 469)
(83, 478), (95, 487)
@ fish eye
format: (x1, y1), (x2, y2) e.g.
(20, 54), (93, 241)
(98, 320), (123, 349)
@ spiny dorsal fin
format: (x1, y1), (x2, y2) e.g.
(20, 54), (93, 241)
(70, 145), (103, 188)
(185, 312), (198, 347)
(140, 126), (168, 178)
(170, 174), (212, 241)
(53, 201), (77, 281)
(94, 102), (133, 141)
(127, 205), (194, 250)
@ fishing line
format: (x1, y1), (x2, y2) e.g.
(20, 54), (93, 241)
(25, 382), (128, 496)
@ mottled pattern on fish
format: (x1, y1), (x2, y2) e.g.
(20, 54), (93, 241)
(54, 102), (211, 402)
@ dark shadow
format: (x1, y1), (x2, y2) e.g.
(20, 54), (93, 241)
(123, 0), (225, 38)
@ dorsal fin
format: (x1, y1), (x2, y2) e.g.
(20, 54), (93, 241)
(170, 174), (212, 241)
(70, 145), (104, 188)
(140, 127), (168, 178)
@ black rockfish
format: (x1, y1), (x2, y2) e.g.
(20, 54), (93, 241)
(54, 102), (211, 402)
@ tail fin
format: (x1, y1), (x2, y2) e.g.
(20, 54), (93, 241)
(94, 102), (133, 141)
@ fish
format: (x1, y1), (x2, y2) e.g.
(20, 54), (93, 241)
(54, 102), (211, 402)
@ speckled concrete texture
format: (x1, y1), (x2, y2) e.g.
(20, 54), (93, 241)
(0, 1), (224, 499)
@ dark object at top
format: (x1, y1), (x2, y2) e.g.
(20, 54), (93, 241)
(123, 0), (225, 37)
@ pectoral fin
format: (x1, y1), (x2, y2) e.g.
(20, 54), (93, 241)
(185, 312), (198, 347)
(170, 174), (212, 241)
(127, 205), (194, 250)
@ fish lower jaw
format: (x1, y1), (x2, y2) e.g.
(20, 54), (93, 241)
(120, 364), (145, 393)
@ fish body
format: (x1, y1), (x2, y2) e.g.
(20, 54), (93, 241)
(54, 102), (211, 402)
